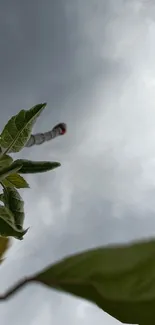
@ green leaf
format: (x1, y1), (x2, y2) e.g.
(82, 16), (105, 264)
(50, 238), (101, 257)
(0, 154), (13, 168)
(0, 103), (46, 153)
(0, 193), (4, 204)
(2, 173), (30, 189)
(0, 163), (23, 181)
(2, 187), (25, 230)
(0, 205), (27, 239)
(12, 159), (61, 174)
(0, 236), (11, 264)
(34, 239), (155, 325)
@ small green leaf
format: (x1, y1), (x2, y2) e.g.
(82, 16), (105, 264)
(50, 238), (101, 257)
(0, 154), (13, 168)
(2, 187), (25, 230)
(0, 193), (4, 203)
(0, 163), (23, 181)
(0, 205), (27, 239)
(0, 236), (11, 264)
(2, 173), (30, 189)
(34, 239), (155, 325)
(12, 159), (61, 174)
(0, 103), (46, 153)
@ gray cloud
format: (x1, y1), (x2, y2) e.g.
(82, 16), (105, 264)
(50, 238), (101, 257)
(0, 0), (155, 324)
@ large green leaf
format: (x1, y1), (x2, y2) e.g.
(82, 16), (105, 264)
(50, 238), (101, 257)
(0, 205), (27, 239)
(0, 163), (23, 181)
(33, 239), (155, 325)
(0, 236), (11, 264)
(0, 103), (46, 153)
(12, 159), (61, 174)
(2, 187), (25, 230)
(0, 154), (13, 168)
(2, 173), (30, 189)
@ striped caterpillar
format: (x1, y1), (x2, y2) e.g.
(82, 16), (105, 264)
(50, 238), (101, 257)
(0, 123), (67, 154)
(25, 123), (67, 148)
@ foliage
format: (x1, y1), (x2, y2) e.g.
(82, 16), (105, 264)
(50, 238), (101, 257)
(0, 103), (61, 240)
(0, 103), (153, 325)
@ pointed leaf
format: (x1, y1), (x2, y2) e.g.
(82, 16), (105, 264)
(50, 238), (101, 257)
(12, 159), (61, 174)
(2, 173), (30, 189)
(0, 237), (11, 264)
(0, 154), (13, 168)
(0, 205), (28, 239)
(2, 187), (25, 230)
(0, 103), (46, 153)
(34, 239), (155, 325)
(0, 163), (23, 181)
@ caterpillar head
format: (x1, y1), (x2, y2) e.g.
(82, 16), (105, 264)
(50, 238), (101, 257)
(53, 123), (67, 135)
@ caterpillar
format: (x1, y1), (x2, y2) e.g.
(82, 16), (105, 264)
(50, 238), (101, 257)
(25, 123), (67, 148)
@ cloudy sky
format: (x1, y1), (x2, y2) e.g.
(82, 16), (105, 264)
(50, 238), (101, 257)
(0, 0), (155, 324)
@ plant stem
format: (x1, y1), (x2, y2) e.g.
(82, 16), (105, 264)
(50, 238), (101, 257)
(0, 277), (34, 301)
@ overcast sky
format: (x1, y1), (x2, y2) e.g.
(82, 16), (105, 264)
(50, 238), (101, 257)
(0, 0), (155, 324)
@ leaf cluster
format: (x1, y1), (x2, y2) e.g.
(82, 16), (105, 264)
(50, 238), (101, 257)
(0, 103), (60, 242)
